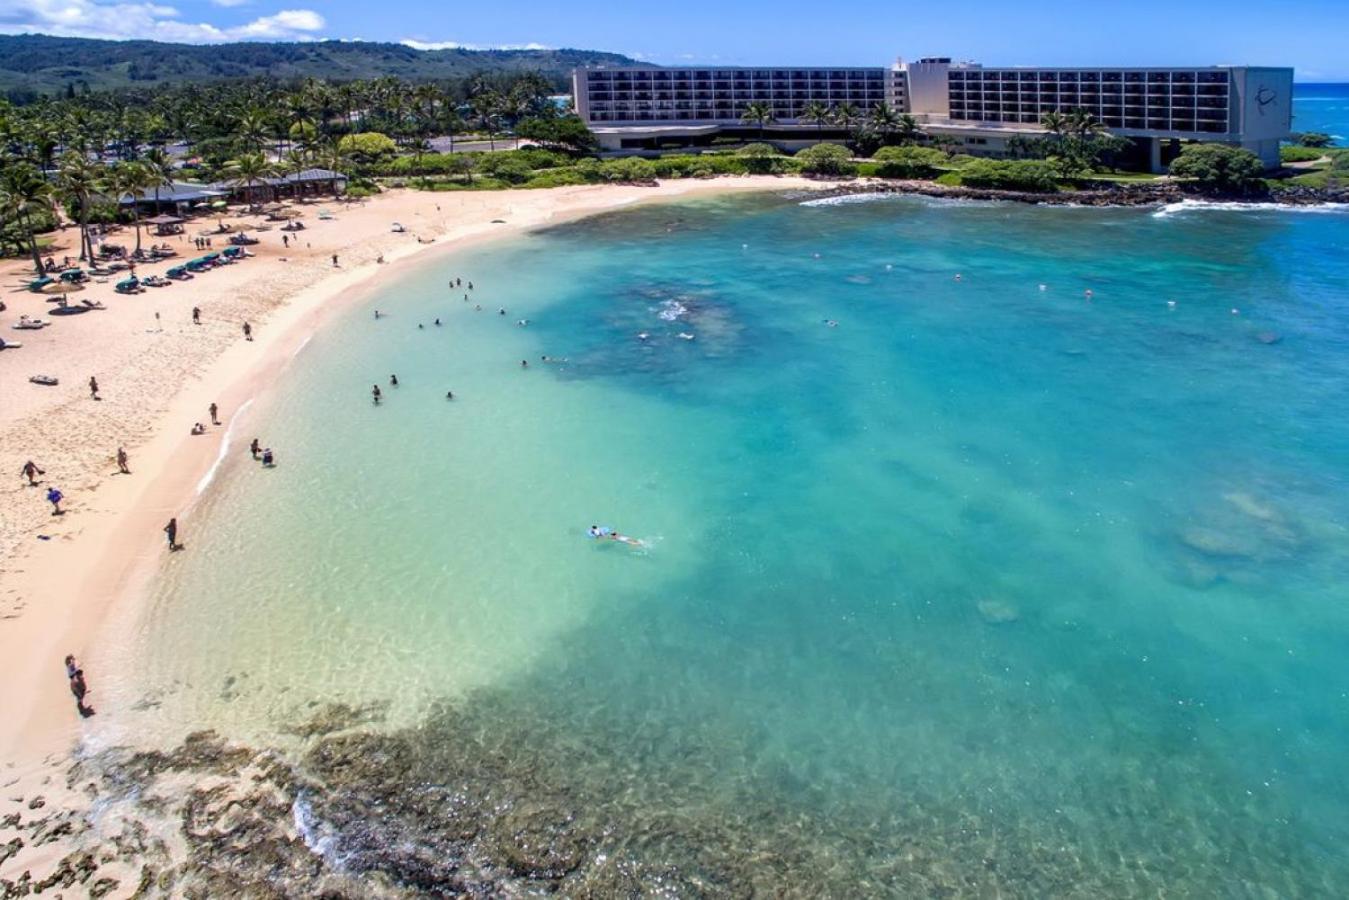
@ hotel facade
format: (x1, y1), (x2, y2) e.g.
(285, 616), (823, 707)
(572, 57), (1294, 169)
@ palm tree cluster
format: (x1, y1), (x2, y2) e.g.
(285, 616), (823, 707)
(762, 101), (926, 156)
(0, 71), (562, 271)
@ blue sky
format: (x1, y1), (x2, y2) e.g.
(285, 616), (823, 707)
(1, 0), (1345, 80)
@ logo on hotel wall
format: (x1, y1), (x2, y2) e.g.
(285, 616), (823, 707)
(1256, 86), (1277, 115)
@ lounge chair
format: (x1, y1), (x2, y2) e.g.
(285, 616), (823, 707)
(29, 375), (58, 386)
(13, 316), (48, 330)
(81, 299), (107, 310)
(142, 275), (169, 287)
(0, 338), (21, 350)
(59, 269), (87, 283)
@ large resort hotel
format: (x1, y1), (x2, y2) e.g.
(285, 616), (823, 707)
(573, 57), (1294, 169)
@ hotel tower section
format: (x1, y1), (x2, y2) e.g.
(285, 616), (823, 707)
(573, 57), (1293, 169)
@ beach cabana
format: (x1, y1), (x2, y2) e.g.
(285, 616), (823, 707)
(185, 257), (213, 272)
(115, 277), (140, 294)
(146, 214), (185, 236)
(166, 265), (191, 280)
(28, 276), (55, 292)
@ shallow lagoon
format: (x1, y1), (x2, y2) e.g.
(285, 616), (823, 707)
(109, 192), (1349, 894)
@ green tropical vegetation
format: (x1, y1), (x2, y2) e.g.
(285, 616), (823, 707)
(1279, 145), (1326, 163)
(0, 34), (640, 100)
(1168, 144), (1265, 192)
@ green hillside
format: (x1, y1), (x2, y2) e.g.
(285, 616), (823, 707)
(0, 34), (642, 100)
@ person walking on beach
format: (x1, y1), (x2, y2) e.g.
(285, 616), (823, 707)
(69, 664), (93, 718)
(88, 376), (100, 400)
(243, 322), (253, 341)
(192, 306), (201, 325)
(283, 234), (289, 248)
(250, 438), (261, 460)
(209, 402), (220, 426)
(332, 254), (339, 267)
(164, 517), (179, 551)
(46, 486), (63, 515)
(116, 447), (129, 475)
(20, 460), (44, 486)
(372, 384), (382, 405)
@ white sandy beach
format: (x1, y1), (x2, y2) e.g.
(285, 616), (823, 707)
(0, 175), (822, 773)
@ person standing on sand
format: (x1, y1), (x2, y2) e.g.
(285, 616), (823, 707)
(116, 447), (129, 474)
(65, 655), (78, 679)
(390, 374), (399, 387)
(372, 384), (382, 404)
(164, 517), (179, 551)
(20, 460), (44, 486)
(250, 438), (261, 460)
(69, 666), (93, 718)
(283, 234), (289, 248)
(243, 322), (253, 341)
(192, 306), (201, 325)
(209, 403), (220, 426)
(46, 487), (63, 515)
(88, 376), (100, 400)
(332, 254), (339, 267)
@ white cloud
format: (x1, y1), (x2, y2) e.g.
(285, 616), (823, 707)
(0, 0), (325, 42)
(400, 38), (551, 52)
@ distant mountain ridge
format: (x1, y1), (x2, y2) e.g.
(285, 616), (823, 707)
(0, 34), (643, 99)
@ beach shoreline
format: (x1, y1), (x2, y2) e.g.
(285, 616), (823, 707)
(0, 175), (822, 772)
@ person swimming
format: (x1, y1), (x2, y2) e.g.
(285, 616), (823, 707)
(588, 525), (642, 547)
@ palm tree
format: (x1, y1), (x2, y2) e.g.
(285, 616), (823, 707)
(1040, 110), (1069, 138)
(1066, 108), (1106, 140)
(471, 92), (503, 151)
(867, 102), (900, 143)
(895, 114), (925, 146)
(141, 146), (176, 210)
(800, 101), (831, 133)
(831, 102), (860, 130)
(0, 162), (55, 275)
(57, 155), (104, 261)
(104, 162), (153, 253)
(234, 107), (271, 154)
(741, 101), (777, 140)
(224, 152), (279, 206)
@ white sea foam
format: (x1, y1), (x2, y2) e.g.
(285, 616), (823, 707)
(194, 398), (254, 497)
(1151, 199), (1349, 219)
(292, 795), (343, 865)
(799, 193), (899, 208)
(657, 299), (688, 321)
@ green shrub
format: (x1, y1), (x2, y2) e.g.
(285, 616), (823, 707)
(738, 142), (788, 174)
(598, 156), (657, 182)
(1297, 132), (1333, 148)
(1279, 145), (1324, 164)
(796, 142), (856, 176)
(871, 145), (949, 179)
(529, 169), (595, 188)
(476, 153), (536, 184)
(1168, 143), (1266, 191)
(957, 159), (1059, 192)
(338, 132), (397, 163)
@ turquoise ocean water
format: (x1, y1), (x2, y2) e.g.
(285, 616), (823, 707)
(109, 192), (1349, 894)
(1293, 83), (1349, 144)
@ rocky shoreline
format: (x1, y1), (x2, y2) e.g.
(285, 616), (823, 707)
(812, 177), (1349, 208)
